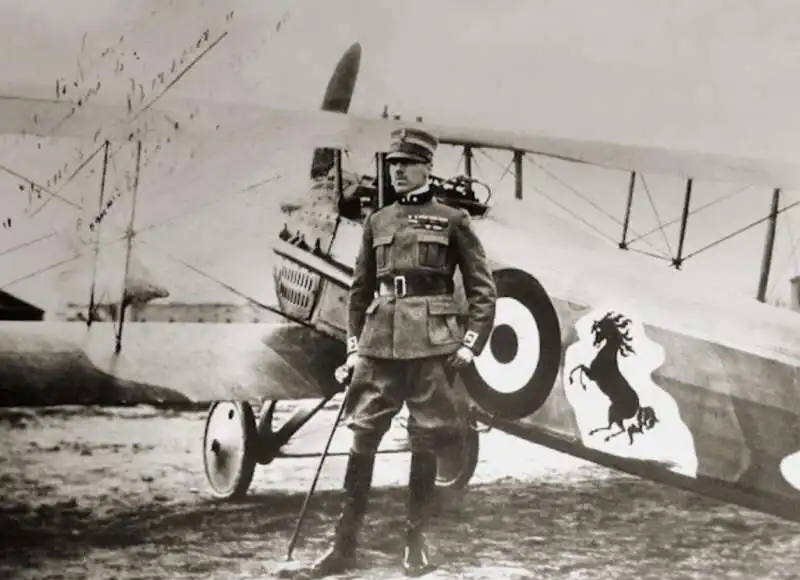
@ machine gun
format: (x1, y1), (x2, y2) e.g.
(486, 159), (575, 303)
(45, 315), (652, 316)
(429, 174), (492, 217)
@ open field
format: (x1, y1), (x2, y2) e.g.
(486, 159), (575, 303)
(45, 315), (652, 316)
(2, 404), (800, 579)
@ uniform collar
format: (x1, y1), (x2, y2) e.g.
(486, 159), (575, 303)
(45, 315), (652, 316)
(397, 181), (433, 205)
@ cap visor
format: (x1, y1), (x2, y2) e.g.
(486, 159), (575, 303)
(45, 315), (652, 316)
(386, 151), (428, 163)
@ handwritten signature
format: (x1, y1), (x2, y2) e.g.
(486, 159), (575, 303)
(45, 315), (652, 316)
(88, 185), (126, 232)
(3, 7), (298, 244)
(24, 7), (237, 218)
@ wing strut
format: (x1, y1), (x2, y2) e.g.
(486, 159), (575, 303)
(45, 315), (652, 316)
(618, 171), (637, 250)
(756, 188), (782, 302)
(115, 140), (143, 354)
(463, 145), (473, 178)
(672, 178), (693, 269)
(325, 148), (347, 255)
(513, 151), (524, 200)
(86, 140), (111, 327)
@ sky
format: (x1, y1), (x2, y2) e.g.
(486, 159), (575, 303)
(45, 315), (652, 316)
(0, 0), (799, 309)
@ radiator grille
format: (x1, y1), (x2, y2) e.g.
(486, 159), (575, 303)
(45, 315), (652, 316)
(273, 258), (321, 321)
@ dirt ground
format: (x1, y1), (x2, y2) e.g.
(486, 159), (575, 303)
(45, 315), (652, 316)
(2, 404), (800, 580)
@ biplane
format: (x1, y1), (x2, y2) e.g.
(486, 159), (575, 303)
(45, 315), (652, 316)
(1, 28), (800, 530)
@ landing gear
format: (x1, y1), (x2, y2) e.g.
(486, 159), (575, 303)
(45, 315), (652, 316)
(435, 419), (480, 489)
(203, 401), (259, 500)
(201, 399), (482, 500)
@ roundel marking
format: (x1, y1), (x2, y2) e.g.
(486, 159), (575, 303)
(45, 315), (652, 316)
(461, 267), (562, 421)
(474, 297), (541, 395)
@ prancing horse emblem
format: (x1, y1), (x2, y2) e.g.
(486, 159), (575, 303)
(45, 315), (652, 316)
(567, 311), (659, 444)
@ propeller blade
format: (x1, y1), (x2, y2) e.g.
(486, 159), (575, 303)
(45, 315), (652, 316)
(309, 42), (362, 179)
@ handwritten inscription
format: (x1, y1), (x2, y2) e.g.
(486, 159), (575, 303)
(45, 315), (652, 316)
(16, 7), (238, 225)
(20, 181), (44, 203)
(43, 24), (231, 188)
(3, 6), (298, 255)
(89, 185), (125, 232)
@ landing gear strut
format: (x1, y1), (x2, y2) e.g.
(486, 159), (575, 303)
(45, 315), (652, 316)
(202, 398), (481, 500)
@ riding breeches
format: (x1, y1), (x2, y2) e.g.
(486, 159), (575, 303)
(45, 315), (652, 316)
(344, 355), (467, 455)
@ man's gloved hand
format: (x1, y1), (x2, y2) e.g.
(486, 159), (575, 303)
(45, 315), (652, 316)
(335, 353), (359, 385)
(447, 346), (475, 370)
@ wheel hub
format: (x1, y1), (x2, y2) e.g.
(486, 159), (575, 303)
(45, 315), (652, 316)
(203, 401), (257, 499)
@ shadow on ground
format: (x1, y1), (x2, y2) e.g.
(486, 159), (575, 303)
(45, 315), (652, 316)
(3, 477), (799, 580)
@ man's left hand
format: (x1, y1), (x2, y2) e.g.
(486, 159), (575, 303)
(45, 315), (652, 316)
(447, 346), (475, 369)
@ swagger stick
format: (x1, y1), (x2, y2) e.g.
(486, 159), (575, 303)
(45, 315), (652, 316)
(285, 364), (354, 561)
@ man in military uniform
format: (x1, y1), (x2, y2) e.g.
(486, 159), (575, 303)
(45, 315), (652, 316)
(310, 127), (497, 577)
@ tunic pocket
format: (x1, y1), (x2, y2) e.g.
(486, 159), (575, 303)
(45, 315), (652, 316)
(416, 231), (450, 270)
(426, 299), (464, 346)
(372, 234), (394, 270)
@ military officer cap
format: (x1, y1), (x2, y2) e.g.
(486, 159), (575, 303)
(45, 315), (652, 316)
(385, 127), (438, 164)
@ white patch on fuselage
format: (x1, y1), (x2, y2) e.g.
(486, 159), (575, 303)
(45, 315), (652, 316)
(563, 306), (698, 478)
(779, 451), (800, 492)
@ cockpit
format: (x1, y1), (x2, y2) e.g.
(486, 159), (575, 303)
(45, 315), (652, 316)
(337, 172), (492, 223)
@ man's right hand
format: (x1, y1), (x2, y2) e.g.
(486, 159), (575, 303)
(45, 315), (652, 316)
(335, 353), (359, 385)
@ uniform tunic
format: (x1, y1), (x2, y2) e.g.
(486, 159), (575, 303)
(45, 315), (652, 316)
(344, 187), (497, 454)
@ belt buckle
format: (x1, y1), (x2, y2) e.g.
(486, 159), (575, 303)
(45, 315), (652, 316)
(393, 275), (407, 298)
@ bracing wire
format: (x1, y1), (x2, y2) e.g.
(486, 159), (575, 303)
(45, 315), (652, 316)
(526, 156), (628, 227)
(28, 141), (109, 218)
(1, 165), (82, 212)
(475, 149), (514, 193)
(627, 183), (752, 245)
(1, 253), (85, 290)
(2, 110), (294, 257)
(472, 149), (615, 244)
(683, 199), (800, 262)
(0, 232), (58, 260)
(0, 171), (284, 290)
(2, 141), (285, 270)
(638, 174), (673, 255)
(628, 247), (672, 262)
(472, 148), (669, 257)
(521, 156), (667, 254)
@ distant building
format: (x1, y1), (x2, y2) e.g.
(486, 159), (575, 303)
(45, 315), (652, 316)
(791, 276), (800, 312)
(59, 301), (280, 324)
(127, 302), (278, 323)
(0, 290), (44, 321)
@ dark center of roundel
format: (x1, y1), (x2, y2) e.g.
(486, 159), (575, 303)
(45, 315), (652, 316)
(490, 324), (518, 364)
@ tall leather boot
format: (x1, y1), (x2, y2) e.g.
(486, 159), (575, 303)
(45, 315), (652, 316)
(308, 451), (375, 577)
(403, 451), (438, 577)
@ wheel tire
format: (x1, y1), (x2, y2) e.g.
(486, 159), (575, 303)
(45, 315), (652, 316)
(203, 401), (258, 500)
(435, 420), (480, 489)
(461, 268), (562, 421)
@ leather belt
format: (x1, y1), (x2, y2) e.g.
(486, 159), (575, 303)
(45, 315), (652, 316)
(377, 274), (454, 298)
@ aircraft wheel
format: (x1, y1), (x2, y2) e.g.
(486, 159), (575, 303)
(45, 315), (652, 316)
(203, 401), (258, 500)
(434, 421), (480, 489)
(461, 268), (562, 421)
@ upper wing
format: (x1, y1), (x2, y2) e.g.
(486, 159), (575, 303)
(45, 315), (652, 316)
(6, 95), (800, 191)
